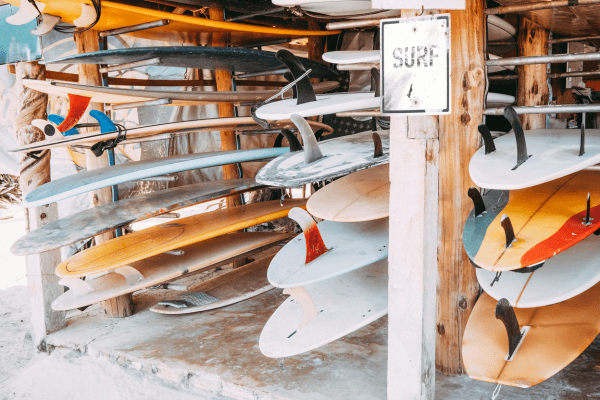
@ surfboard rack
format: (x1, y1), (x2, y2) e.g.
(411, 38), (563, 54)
(288, 208), (328, 264)
(477, 124), (496, 154)
(503, 106), (531, 170)
(495, 298), (529, 361)
(467, 188), (486, 217)
(373, 133), (383, 158)
(500, 214), (516, 248)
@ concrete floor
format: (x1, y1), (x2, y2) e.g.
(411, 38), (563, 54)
(44, 284), (600, 400)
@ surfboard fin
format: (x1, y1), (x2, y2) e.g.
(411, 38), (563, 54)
(55, 93), (91, 133)
(580, 123), (585, 156)
(503, 106), (531, 170)
(370, 68), (380, 97)
(290, 114), (324, 165)
(48, 115), (80, 136)
(89, 109), (117, 133)
(500, 214), (516, 248)
(373, 132), (383, 158)
(495, 298), (530, 361)
(280, 129), (303, 152)
(31, 13), (61, 36)
(584, 192), (593, 225)
(58, 278), (94, 299)
(288, 208), (328, 264)
(283, 287), (319, 331)
(6, 0), (44, 25)
(477, 124), (496, 155)
(276, 49), (317, 106)
(113, 265), (144, 285)
(467, 188), (486, 217)
(73, 3), (97, 27)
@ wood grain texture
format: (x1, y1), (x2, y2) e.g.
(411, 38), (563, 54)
(15, 61), (66, 347)
(436, 0), (484, 376)
(517, 17), (549, 130)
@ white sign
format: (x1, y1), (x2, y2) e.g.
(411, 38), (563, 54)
(380, 15), (451, 115)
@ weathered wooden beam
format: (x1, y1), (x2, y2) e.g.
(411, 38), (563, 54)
(436, 0), (484, 376)
(517, 16), (549, 130)
(74, 29), (134, 318)
(15, 61), (66, 350)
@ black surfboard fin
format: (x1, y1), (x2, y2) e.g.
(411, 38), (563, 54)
(276, 49), (316, 106)
(467, 188), (486, 217)
(503, 106), (530, 170)
(584, 192), (592, 225)
(370, 68), (380, 97)
(495, 298), (527, 361)
(279, 129), (303, 152)
(500, 214), (516, 248)
(580, 123), (585, 156)
(373, 132), (383, 158)
(477, 124), (496, 155)
(283, 71), (298, 99)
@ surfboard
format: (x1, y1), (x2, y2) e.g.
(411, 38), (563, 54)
(256, 115), (389, 188)
(268, 208), (388, 287)
(488, 15), (516, 42)
(42, 46), (339, 80)
(1, 0), (340, 46)
(55, 199), (306, 279)
(470, 128), (600, 190)
(52, 232), (287, 311)
(306, 163), (389, 222)
(11, 178), (264, 256)
(272, 0), (395, 18)
(463, 170), (600, 272)
(23, 147), (288, 207)
(10, 118), (333, 153)
(488, 54), (515, 74)
(322, 50), (379, 65)
(150, 253), (275, 315)
(462, 286), (600, 388)
(259, 257), (388, 358)
(486, 92), (515, 107)
(475, 233), (600, 308)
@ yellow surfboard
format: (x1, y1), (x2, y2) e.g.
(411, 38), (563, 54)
(56, 199), (306, 279)
(4, 0), (340, 45)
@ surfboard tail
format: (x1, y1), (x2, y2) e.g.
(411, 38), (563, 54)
(288, 208), (327, 264)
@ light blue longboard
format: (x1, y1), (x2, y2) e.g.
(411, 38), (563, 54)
(24, 146), (289, 207)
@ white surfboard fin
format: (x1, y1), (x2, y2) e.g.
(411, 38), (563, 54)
(495, 298), (530, 361)
(31, 13), (61, 36)
(31, 119), (59, 137)
(503, 106), (531, 170)
(477, 124), (496, 155)
(500, 214), (516, 248)
(113, 265), (144, 285)
(6, 0), (45, 25)
(288, 207), (328, 264)
(283, 287), (319, 331)
(59, 278), (94, 298)
(74, 3), (97, 27)
(290, 114), (323, 165)
(372, 132), (383, 158)
(467, 187), (486, 217)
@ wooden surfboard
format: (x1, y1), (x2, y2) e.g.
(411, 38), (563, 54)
(462, 286), (600, 388)
(23, 80), (340, 106)
(463, 171), (600, 272)
(256, 129), (389, 188)
(52, 232), (287, 311)
(2, 0), (340, 46)
(11, 178), (264, 256)
(55, 199), (306, 279)
(10, 118), (333, 153)
(268, 208), (388, 287)
(150, 254), (275, 315)
(42, 46), (339, 80)
(306, 163), (389, 222)
(470, 128), (600, 190)
(23, 147), (289, 207)
(259, 257), (388, 358)
(476, 233), (600, 308)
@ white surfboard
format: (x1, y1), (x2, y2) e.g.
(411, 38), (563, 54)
(268, 215), (388, 288)
(488, 15), (516, 42)
(475, 233), (600, 308)
(487, 92), (515, 107)
(470, 128), (600, 190)
(488, 54), (515, 74)
(259, 258), (388, 358)
(257, 129), (389, 188)
(255, 92), (379, 120)
(322, 50), (380, 65)
(273, 0), (379, 16)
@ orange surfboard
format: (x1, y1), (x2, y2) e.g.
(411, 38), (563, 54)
(56, 199), (306, 279)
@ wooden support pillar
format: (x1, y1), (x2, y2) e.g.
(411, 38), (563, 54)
(15, 61), (66, 350)
(436, 0), (484, 376)
(209, 8), (240, 209)
(517, 16), (549, 130)
(74, 29), (133, 318)
(308, 20), (325, 64)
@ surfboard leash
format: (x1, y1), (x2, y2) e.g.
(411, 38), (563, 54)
(90, 123), (127, 157)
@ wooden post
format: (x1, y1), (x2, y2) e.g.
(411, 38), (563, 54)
(15, 61), (66, 350)
(74, 29), (133, 318)
(308, 20), (325, 64)
(517, 16), (549, 130)
(436, 0), (484, 376)
(209, 8), (241, 209)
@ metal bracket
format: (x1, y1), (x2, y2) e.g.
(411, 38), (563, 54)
(477, 124), (496, 155)
(500, 214), (516, 248)
(495, 298), (530, 361)
(503, 106), (531, 169)
(59, 278), (94, 298)
(467, 187), (486, 217)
